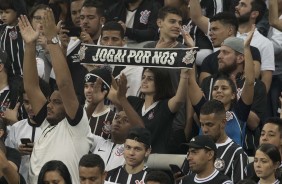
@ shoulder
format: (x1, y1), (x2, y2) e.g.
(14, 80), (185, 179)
(143, 41), (157, 48)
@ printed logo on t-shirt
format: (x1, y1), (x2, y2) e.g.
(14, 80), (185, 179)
(148, 111), (154, 120)
(214, 158), (225, 171)
(115, 146), (124, 156)
(226, 111), (234, 121)
(102, 121), (111, 134)
(140, 10), (151, 24)
(9, 30), (18, 40)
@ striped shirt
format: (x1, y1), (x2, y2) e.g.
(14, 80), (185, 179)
(106, 165), (149, 184)
(0, 25), (24, 76)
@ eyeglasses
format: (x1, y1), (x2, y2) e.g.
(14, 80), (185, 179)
(33, 16), (43, 22)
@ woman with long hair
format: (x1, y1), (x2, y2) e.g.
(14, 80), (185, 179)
(38, 160), (72, 184)
(253, 143), (281, 184)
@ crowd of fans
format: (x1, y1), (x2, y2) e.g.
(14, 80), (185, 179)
(0, 0), (282, 183)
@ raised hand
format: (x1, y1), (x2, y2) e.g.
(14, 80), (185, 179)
(117, 73), (128, 101)
(18, 15), (39, 44)
(244, 24), (255, 48)
(181, 28), (195, 48)
(42, 8), (58, 40)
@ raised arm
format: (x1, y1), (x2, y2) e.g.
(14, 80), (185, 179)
(189, 0), (210, 35)
(240, 25), (255, 106)
(19, 15), (47, 116)
(117, 74), (144, 127)
(43, 9), (79, 119)
(268, 0), (282, 31)
(187, 65), (205, 106)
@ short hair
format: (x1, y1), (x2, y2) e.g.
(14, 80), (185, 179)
(101, 21), (125, 39)
(264, 117), (282, 137)
(200, 99), (226, 117)
(210, 12), (238, 36)
(0, 0), (27, 17)
(144, 170), (173, 184)
(82, 0), (105, 17)
(79, 154), (105, 174)
(140, 68), (175, 102)
(37, 160), (72, 184)
(158, 6), (182, 20)
(251, 0), (267, 23)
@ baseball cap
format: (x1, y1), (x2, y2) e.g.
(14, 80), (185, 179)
(221, 37), (244, 54)
(127, 127), (151, 146)
(186, 135), (217, 153)
(84, 67), (112, 91)
(0, 48), (11, 69)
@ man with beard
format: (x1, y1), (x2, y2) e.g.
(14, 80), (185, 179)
(19, 10), (91, 183)
(106, 0), (160, 47)
(180, 100), (248, 183)
(181, 135), (233, 184)
(190, 0), (274, 94)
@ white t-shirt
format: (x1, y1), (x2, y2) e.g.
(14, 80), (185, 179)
(28, 109), (91, 184)
(5, 119), (42, 181)
(90, 135), (125, 171)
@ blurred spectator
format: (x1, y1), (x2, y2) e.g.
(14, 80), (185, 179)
(106, 0), (160, 47)
(145, 170), (173, 184)
(0, 0), (27, 76)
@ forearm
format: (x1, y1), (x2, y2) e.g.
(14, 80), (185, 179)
(261, 70), (273, 93)
(119, 97), (144, 127)
(247, 111), (260, 130)
(188, 76), (204, 106)
(23, 43), (39, 92)
(269, 0), (279, 26)
(189, 0), (209, 34)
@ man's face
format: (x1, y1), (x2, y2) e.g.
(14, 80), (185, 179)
(46, 91), (66, 125)
(1, 9), (17, 26)
(80, 7), (104, 38)
(23, 93), (35, 119)
(84, 82), (94, 103)
(79, 166), (106, 184)
(157, 13), (182, 40)
(260, 123), (282, 148)
(100, 30), (125, 47)
(111, 111), (132, 138)
(71, 0), (84, 27)
(209, 21), (233, 47)
(235, 0), (253, 24)
(187, 148), (213, 174)
(200, 113), (224, 143)
(124, 139), (150, 168)
(217, 45), (239, 73)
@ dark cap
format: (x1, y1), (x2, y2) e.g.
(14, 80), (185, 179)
(0, 48), (11, 69)
(84, 66), (112, 91)
(186, 135), (217, 153)
(127, 127), (151, 146)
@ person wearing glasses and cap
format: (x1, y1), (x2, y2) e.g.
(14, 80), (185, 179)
(181, 135), (232, 184)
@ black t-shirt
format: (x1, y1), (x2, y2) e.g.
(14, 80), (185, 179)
(128, 96), (175, 153)
(200, 46), (261, 75)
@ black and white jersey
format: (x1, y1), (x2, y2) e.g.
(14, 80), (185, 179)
(182, 138), (248, 183)
(0, 25), (24, 76)
(106, 165), (149, 184)
(0, 87), (10, 117)
(182, 169), (233, 184)
(89, 107), (115, 140)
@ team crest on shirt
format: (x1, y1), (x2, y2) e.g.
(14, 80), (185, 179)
(9, 30), (18, 40)
(140, 10), (151, 24)
(148, 111), (154, 120)
(79, 45), (87, 60)
(226, 111), (234, 121)
(102, 121), (111, 134)
(214, 158), (225, 171)
(115, 146), (124, 156)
